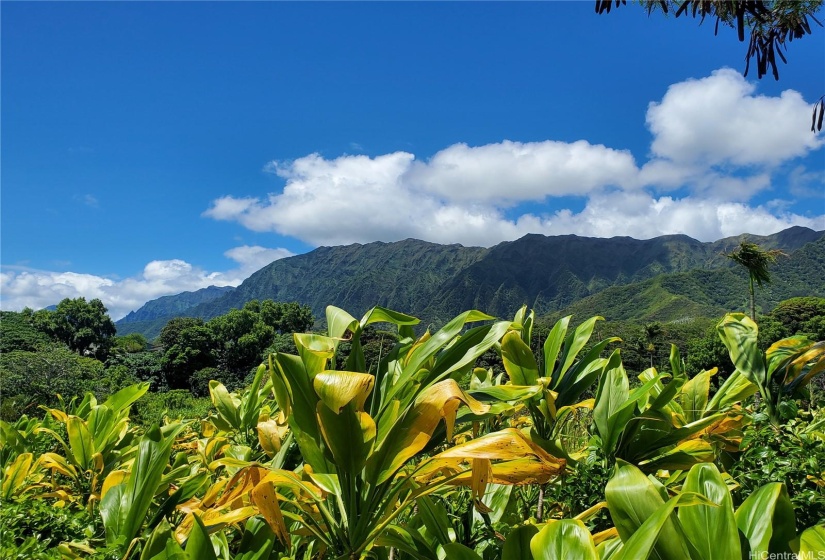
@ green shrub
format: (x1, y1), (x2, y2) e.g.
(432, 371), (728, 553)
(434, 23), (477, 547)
(729, 410), (825, 531)
(130, 390), (212, 426)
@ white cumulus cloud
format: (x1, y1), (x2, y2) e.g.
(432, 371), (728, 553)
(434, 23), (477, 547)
(646, 68), (822, 168)
(205, 70), (822, 248)
(0, 245), (294, 320)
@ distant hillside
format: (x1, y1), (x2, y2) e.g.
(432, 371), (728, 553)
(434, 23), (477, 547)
(116, 285), (234, 339)
(119, 285), (235, 323)
(551, 234), (825, 323)
(116, 227), (825, 339)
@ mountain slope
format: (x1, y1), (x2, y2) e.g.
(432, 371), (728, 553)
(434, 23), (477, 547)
(552, 234), (825, 323)
(116, 227), (825, 338)
(185, 238), (487, 321)
(119, 285), (235, 323)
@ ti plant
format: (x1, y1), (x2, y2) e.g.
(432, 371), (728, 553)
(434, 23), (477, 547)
(515, 461), (803, 560)
(208, 363), (291, 466)
(177, 306), (566, 559)
(718, 312), (825, 424)
(591, 346), (754, 471)
(495, 307), (619, 460)
(36, 383), (150, 507)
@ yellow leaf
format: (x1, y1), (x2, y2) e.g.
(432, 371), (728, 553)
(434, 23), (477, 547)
(257, 416), (286, 457)
(593, 527), (619, 545)
(471, 458), (491, 501)
(38, 453), (78, 480)
(369, 379), (489, 485)
(101, 469), (129, 501)
(415, 428), (565, 486)
(313, 370), (375, 413)
(215, 466), (271, 508)
(251, 481), (290, 545)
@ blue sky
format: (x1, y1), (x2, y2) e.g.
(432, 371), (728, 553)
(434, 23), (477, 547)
(2, 2), (824, 318)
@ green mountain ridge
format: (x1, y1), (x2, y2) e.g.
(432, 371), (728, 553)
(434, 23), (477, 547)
(116, 227), (825, 339)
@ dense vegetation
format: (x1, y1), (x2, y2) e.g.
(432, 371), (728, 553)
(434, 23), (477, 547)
(2, 294), (824, 559)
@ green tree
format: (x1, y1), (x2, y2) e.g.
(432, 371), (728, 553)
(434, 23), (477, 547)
(0, 310), (52, 353)
(0, 347), (106, 418)
(112, 333), (148, 354)
(768, 297), (825, 338)
(41, 297), (117, 360)
(643, 322), (662, 368)
(160, 323), (216, 390)
(725, 242), (785, 321)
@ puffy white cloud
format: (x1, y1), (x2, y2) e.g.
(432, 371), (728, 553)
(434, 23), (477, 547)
(406, 140), (638, 202)
(205, 71), (822, 249)
(0, 245), (293, 320)
(541, 191), (825, 241)
(646, 68), (822, 168)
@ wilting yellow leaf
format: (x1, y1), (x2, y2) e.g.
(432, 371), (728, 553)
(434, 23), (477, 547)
(471, 458), (492, 502)
(415, 428), (565, 486)
(251, 480), (290, 545)
(38, 453), (78, 480)
(175, 506), (257, 543)
(215, 466), (271, 508)
(368, 379), (490, 485)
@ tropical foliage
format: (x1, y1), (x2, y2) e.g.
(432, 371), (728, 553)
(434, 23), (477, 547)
(1, 303), (823, 559)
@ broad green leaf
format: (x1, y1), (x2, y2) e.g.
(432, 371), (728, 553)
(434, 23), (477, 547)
(66, 416), (93, 470)
(679, 369), (714, 423)
(735, 483), (796, 555)
(270, 352), (327, 472)
(706, 370), (757, 413)
(235, 517), (276, 560)
(382, 310), (495, 408)
(326, 306), (359, 345)
(240, 364), (267, 430)
(543, 316), (571, 377)
(416, 496), (454, 546)
(316, 402), (376, 476)
(429, 321), (514, 381)
(637, 439), (715, 471)
(140, 518), (175, 560)
(441, 543), (483, 560)
(717, 314), (767, 391)
(469, 384), (543, 402)
(361, 306), (420, 328)
(678, 463), (740, 560)
(209, 381), (241, 431)
(375, 525), (437, 560)
(501, 331), (540, 386)
(503, 524), (538, 560)
(605, 460), (693, 560)
(614, 492), (711, 560)
(531, 519), (599, 560)
(102, 382), (150, 416)
(100, 423), (182, 550)
(799, 525), (825, 557)
(555, 316), (603, 385)
(593, 350), (628, 451)
(185, 515), (217, 560)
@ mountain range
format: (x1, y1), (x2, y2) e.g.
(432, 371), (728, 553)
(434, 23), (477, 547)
(116, 226), (825, 339)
